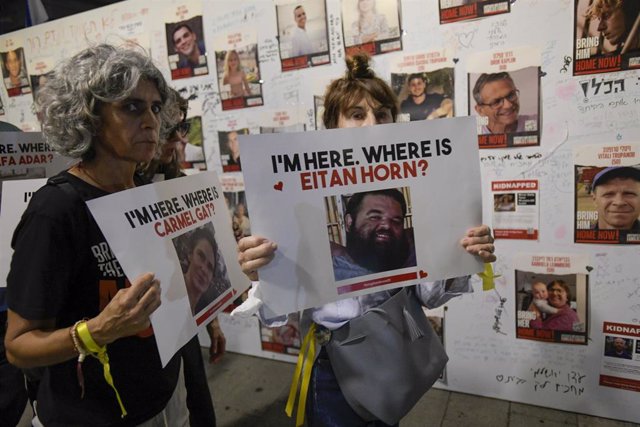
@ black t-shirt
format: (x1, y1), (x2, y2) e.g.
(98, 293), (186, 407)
(400, 93), (445, 121)
(7, 171), (180, 427)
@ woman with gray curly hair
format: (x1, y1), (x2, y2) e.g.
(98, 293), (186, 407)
(5, 44), (185, 426)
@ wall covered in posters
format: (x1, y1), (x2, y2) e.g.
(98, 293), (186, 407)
(1, 0), (639, 422)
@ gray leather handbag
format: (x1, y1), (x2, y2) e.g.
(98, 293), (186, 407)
(324, 287), (448, 425)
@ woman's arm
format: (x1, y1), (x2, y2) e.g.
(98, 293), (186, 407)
(206, 317), (226, 363)
(4, 314), (76, 368)
(5, 272), (161, 369)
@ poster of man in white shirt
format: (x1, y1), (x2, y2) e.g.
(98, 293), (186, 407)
(275, 0), (330, 71)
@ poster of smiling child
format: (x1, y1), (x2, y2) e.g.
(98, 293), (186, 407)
(514, 253), (589, 345)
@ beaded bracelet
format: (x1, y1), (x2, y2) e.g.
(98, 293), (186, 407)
(69, 320), (88, 398)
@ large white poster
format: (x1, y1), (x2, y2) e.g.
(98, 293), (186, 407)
(240, 117), (483, 315)
(0, 132), (71, 288)
(0, 132), (71, 202)
(87, 172), (250, 366)
(0, 179), (47, 287)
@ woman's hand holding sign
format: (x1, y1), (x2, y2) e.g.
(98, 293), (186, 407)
(237, 235), (277, 281)
(87, 272), (161, 346)
(461, 225), (496, 263)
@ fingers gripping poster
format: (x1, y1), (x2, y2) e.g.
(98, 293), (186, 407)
(240, 117), (483, 315)
(87, 172), (251, 366)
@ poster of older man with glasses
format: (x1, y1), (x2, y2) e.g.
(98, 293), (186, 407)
(467, 47), (541, 149)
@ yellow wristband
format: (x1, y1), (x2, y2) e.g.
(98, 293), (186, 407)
(76, 321), (104, 354)
(75, 321), (127, 418)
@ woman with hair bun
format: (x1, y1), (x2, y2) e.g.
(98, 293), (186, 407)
(236, 53), (496, 427)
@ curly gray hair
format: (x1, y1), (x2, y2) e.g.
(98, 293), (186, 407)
(36, 44), (179, 160)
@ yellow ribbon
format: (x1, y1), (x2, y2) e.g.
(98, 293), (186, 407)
(76, 321), (128, 418)
(478, 263), (501, 291)
(285, 323), (316, 427)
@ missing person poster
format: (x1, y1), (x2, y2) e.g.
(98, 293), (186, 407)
(260, 313), (302, 355)
(574, 142), (640, 244)
(514, 253), (589, 345)
(341, 0), (402, 57)
(467, 47), (541, 149)
(600, 322), (640, 392)
(439, 0), (510, 24)
(240, 117), (483, 315)
(1, 47), (31, 97)
(573, 0), (640, 76)
(259, 109), (307, 134)
(182, 115), (206, 170)
(491, 179), (539, 240)
(218, 127), (249, 173)
(27, 56), (54, 103)
(86, 172), (251, 366)
(275, 0), (331, 71)
(391, 51), (455, 123)
(214, 27), (264, 111)
(0, 133), (70, 288)
(166, 13), (209, 80)
(221, 174), (251, 238)
(0, 132), (71, 197)
(0, 178), (47, 287)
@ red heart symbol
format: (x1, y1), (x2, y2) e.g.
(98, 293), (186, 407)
(274, 181), (283, 191)
(419, 270), (428, 279)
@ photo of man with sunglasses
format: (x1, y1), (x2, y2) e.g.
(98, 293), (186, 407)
(472, 71), (537, 135)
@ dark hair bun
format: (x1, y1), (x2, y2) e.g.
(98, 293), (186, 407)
(345, 53), (375, 80)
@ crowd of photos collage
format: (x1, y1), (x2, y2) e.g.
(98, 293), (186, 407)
(2, 0), (640, 359)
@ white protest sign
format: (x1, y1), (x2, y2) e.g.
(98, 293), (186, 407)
(87, 172), (250, 367)
(240, 117), (483, 315)
(0, 131), (71, 287)
(0, 179), (47, 287)
(0, 132), (72, 185)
